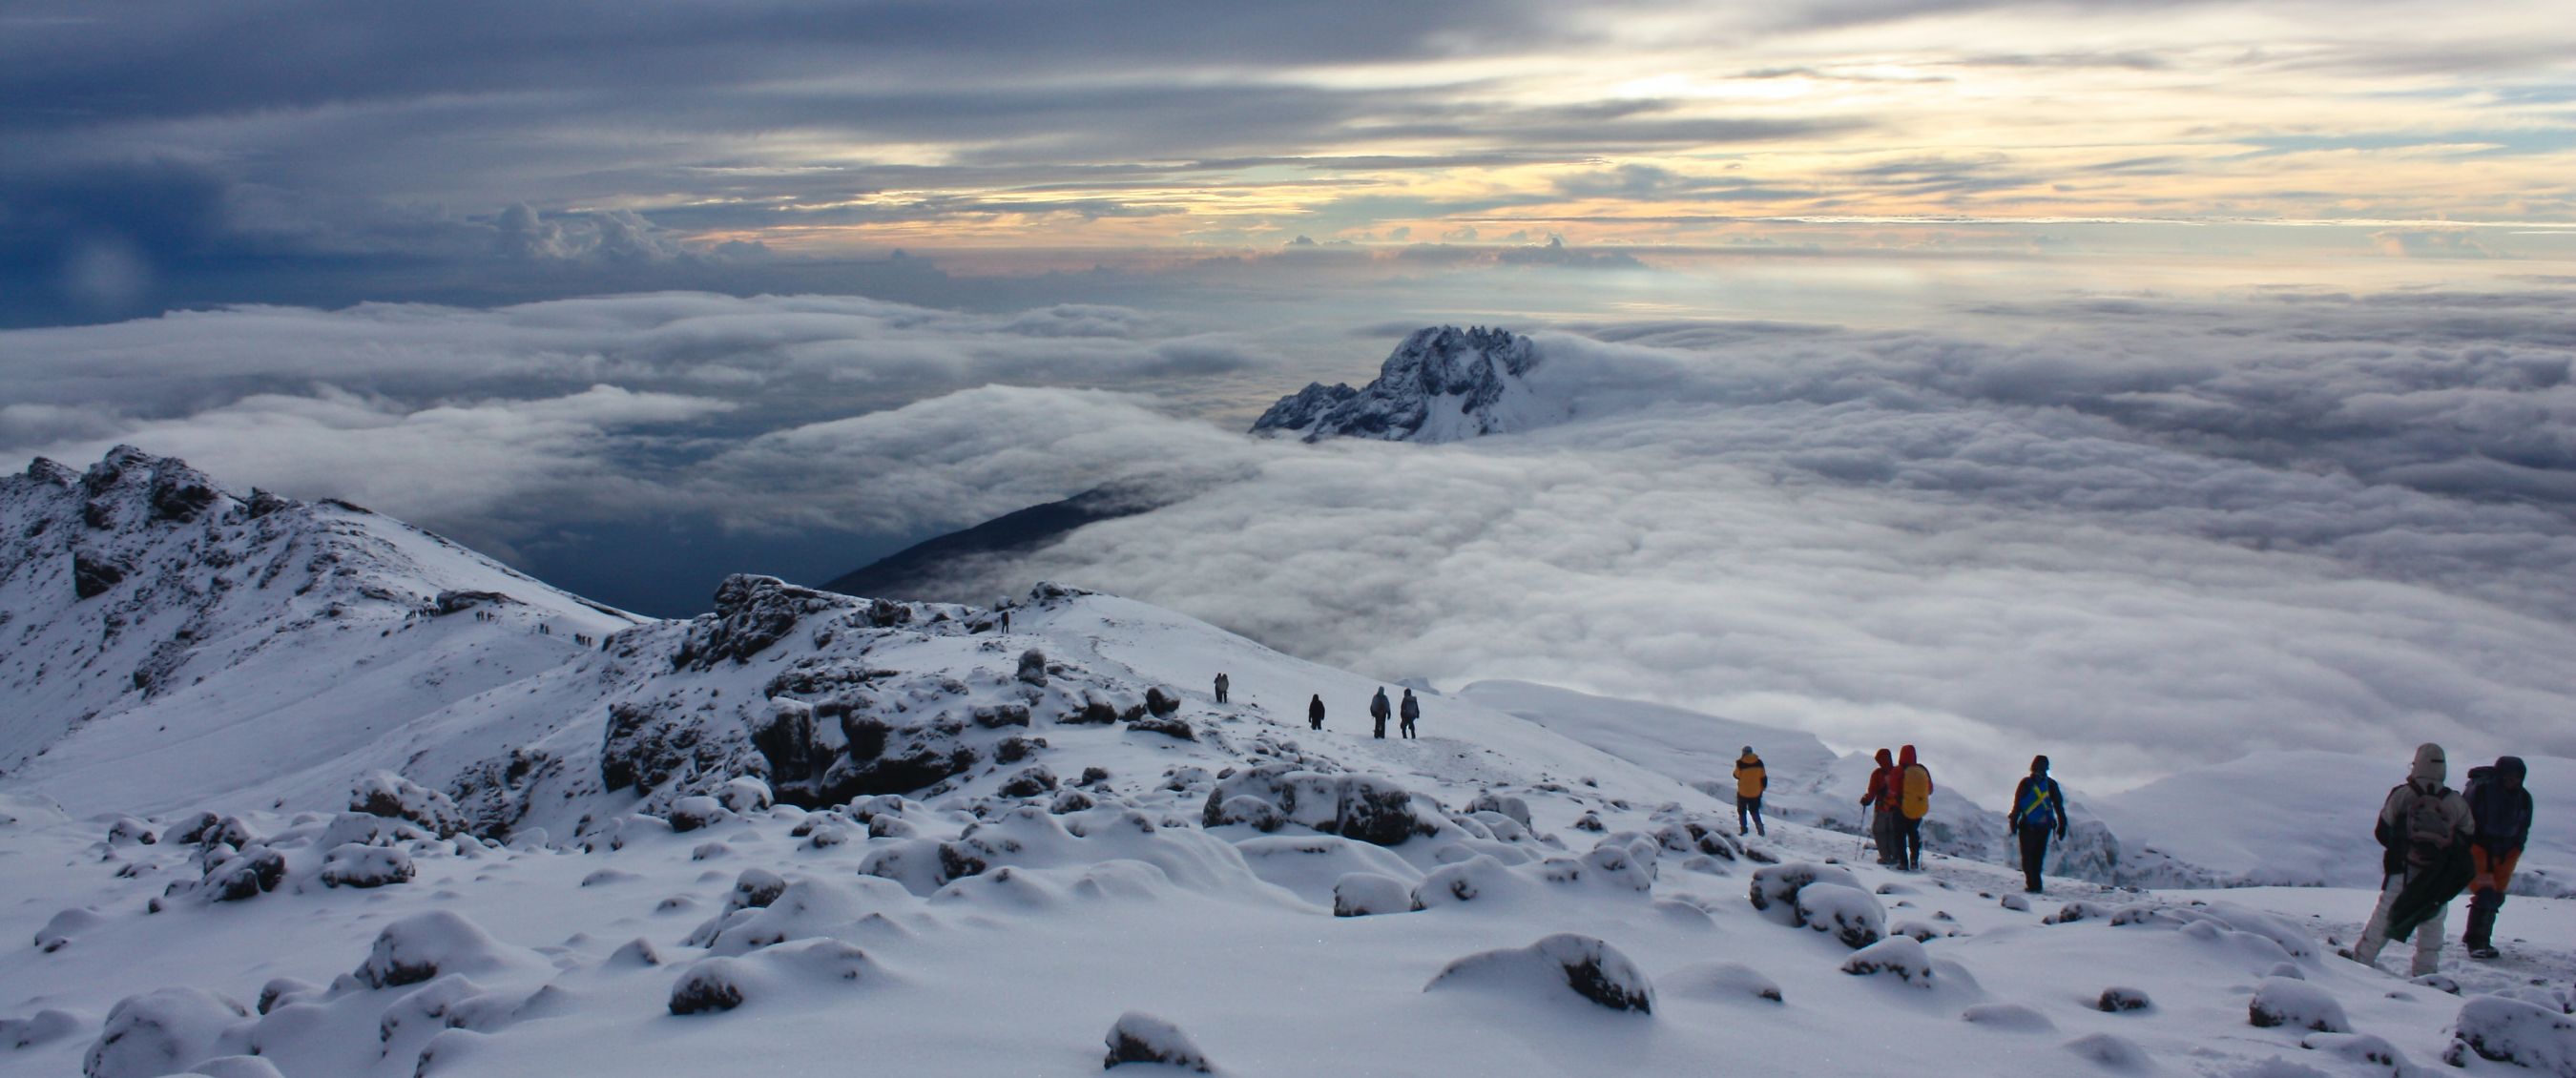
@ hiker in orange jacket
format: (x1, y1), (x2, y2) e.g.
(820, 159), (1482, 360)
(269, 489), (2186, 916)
(1859, 749), (1899, 865)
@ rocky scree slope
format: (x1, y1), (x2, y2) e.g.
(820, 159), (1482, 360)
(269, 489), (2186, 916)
(0, 446), (640, 814)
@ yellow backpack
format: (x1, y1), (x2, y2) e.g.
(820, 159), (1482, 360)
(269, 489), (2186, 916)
(1900, 765), (1932, 819)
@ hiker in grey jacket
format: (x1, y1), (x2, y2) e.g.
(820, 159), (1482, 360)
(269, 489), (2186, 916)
(2349, 743), (2475, 975)
(1398, 689), (1420, 739)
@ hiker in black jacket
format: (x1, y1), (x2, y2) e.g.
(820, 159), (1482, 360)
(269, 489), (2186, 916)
(2007, 756), (2069, 894)
(1399, 689), (1420, 739)
(1307, 694), (1325, 732)
(1369, 688), (1391, 739)
(2462, 757), (2533, 959)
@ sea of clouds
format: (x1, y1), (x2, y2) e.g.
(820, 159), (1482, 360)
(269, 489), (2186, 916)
(6, 280), (2572, 794)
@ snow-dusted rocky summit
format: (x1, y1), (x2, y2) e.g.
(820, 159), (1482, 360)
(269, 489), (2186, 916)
(1250, 325), (1558, 443)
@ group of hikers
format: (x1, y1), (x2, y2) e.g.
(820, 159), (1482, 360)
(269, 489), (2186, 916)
(2345, 745), (2533, 971)
(1296, 685), (1420, 739)
(1733, 738), (2537, 971)
(1219, 673), (2539, 973)
(1209, 674), (1424, 740)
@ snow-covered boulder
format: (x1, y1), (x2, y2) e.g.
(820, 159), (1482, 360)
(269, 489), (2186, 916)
(35, 907), (105, 953)
(318, 843), (414, 888)
(666, 795), (728, 834)
(666, 940), (878, 1016)
(82, 987), (247, 1078)
(716, 777), (772, 814)
(1332, 873), (1418, 918)
(1201, 766), (1431, 846)
(2062, 1032), (2150, 1070)
(1747, 861), (1861, 927)
(1795, 882), (1886, 950)
(1467, 793), (1533, 831)
(2248, 977), (2349, 1033)
(355, 911), (520, 989)
(349, 771), (467, 838)
(1839, 938), (1935, 987)
(2097, 986), (2153, 1013)
(1, 1007), (82, 1050)
(1104, 1011), (1213, 1072)
(2444, 996), (2576, 1074)
(1423, 933), (1654, 1013)
(1412, 856), (1537, 910)
(2300, 1032), (2414, 1072)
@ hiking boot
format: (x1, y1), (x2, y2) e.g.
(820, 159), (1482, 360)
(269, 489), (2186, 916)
(2470, 945), (2501, 960)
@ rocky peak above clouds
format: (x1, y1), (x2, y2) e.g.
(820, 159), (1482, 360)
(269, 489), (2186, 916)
(1250, 326), (1555, 443)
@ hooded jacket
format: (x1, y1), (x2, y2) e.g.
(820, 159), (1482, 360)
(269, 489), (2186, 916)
(1898, 745), (1933, 820)
(2466, 756), (2533, 855)
(1860, 749), (1897, 808)
(1735, 751), (1767, 799)
(2375, 742), (2474, 876)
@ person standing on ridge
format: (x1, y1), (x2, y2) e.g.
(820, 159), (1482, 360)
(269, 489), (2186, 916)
(1369, 688), (1391, 740)
(1859, 749), (1899, 865)
(2348, 743), (2475, 975)
(1307, 694), (1326, 732)
(2462, 756), (2531, 960)
(1214, 673), (1230, 705)
(1734, 746), (1768, 837)
(2007, 756), (2069, 893)
(1895, 745), (1933, 871)
(1399, 689), (1421, 739)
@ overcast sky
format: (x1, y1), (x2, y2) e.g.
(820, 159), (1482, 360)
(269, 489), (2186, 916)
(7, 1), (2576, 790)
(6, 0), (2575, 322)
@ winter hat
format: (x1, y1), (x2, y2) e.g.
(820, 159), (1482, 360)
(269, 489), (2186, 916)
(2498, 756), (2527, 782)
(1742, 745), (1755, 755)
(2030, 755), (2049, 774)
(2409, 743), (2446, 787)
(1875, 748), (1893, 766)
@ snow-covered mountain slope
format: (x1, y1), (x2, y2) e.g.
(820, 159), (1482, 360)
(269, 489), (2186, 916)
(10, 447), (2576, 1078)
(1249, 325), (1566, 443)
(0, 446), (644, 816)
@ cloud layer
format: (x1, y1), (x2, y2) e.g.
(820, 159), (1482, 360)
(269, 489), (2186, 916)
(6, 279), (2575, 794)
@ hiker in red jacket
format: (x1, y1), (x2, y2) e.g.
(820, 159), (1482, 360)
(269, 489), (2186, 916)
(1859, 749), (1899, 865)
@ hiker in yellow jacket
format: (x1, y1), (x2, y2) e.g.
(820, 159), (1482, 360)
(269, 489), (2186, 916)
(1894, 745), (1933, 870)
(1733, 746), (1768, 837)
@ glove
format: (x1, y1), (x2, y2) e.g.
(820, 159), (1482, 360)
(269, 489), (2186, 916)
(2056, 827), (2067, 841)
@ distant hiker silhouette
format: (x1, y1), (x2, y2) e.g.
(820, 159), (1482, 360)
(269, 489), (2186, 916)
(2462, 757), (2531, 959)
(2008, 756), (2068, 893)
(1894, 745), (1933, 871)
(1399, 689), (1420, 739)
(1859, 749), (1899, 865)
(1214, 673), (1230, 704)
(1308, 694), (1325, 732)
(2349, 743), (2474, 975)
(1734, 747), (1767, 837)
(1369, 688), (1391, 740)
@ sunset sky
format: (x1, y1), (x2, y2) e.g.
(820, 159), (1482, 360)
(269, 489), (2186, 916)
(8, 0), (2576, 323)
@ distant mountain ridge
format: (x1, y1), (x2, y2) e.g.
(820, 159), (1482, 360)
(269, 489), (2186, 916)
(1250, 325), (1562, 443)
(820, 484), (1168, 602)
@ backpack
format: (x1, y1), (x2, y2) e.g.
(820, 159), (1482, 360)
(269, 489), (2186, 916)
(1900, 765), (1932, 819)
(2016, 778), (2060, 830)
(2398, 784), (2460, 867)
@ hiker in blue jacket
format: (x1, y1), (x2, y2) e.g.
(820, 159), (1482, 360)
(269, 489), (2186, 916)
(2007, 756), (2068, 894)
